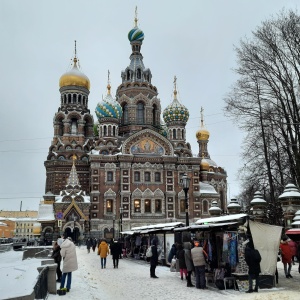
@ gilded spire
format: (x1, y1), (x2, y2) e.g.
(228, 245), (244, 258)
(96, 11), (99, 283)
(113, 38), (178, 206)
(173, 75), (178, 99)
(67, 158), (81, 188)
(200, 107), (204, 127)
(73, 40), (78, 65)
(107, 70), (111, 95)
(134, 6), (138, 27)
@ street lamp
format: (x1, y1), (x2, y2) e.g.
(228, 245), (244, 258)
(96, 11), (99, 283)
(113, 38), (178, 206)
(119, 207), (123, 238)
(72, 214), (77, 244)
(181, 172), (191, 226)
(112, 215), (115, 240)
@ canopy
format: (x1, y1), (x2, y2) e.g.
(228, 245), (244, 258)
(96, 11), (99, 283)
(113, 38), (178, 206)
(286, 228), (300, 241)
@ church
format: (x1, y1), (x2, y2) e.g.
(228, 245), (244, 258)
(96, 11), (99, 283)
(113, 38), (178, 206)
(38, 13), (227, 243)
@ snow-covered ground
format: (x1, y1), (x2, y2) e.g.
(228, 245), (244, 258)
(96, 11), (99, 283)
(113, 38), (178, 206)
(1, 246), (299, 300)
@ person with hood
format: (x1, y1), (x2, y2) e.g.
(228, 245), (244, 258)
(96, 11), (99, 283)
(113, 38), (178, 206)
(150, 239), (159, 278)
(98, 239), (110, 269)
(168, 244), (177, 264)
(86, 237), (92, 253)
(280, 236), (293, 278)
(176, 243), (187, 280)
(92, 238), (97, 252)
(184, 241), (194, 287)
(244, 239), (261, 293)
(51, 239), (62, 282)
(110, 239), (122, 268)
(191, 240), (207, 289)
(59, 236), (78, 293)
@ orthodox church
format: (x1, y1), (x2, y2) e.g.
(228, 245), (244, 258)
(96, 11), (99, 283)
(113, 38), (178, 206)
(39, 13), (227, 243)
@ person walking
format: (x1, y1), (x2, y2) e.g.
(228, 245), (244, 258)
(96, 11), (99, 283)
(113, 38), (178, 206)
(51, 240), (62, 282)
(176, 243), (187, 280)
(98, 239), (110, 269)
(86, 237), (92, 253)
(191, 240), (207, 289)
(150, 239), (159, 278)
(92, 238), (97, 253)
(244, 239), (261, 293)
(184, 241), (194, 287)
(168, 244), (177, 265)
(110, 239), (122, 268)
(280, 237), (293, 278)
(59, 236), (78, 293)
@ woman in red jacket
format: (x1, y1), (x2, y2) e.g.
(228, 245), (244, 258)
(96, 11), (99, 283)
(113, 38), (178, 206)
(279, 237), (293, 278)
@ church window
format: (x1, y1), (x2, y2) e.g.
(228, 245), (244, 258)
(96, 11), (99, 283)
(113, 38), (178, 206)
(155, 199), (162, 213)
(113, 126), (116, 136)
(203, 200), (208, 214)
(134, 171), (140, 182)
(180, 199), (185, 213)
(64, 94), (67, 104)
(134, 200), (141, 212)
(145, 172), (151, 182)
(73, 94), (76, 103)
(137, 68), (141, 79)
(106, 199), (113, 213)
(104, 126), (107, 136)
(154, 172), (161, 182)
(58, 156), (65, 160)
(127, 70), (130, 80)
(152, 104), (157, 126)
(122, 104), (129, 124)
(107, 171), (113, 181)
(137, 102), (144, 124)
(71, 118), (78, 135)
(66, 146), (72, 150)
(78, 95), (82, 104)
(144, 199), (151, 213)
(173, 129), (176, 139)
(68, 94), (71, 103)
(101, 150), (108, 155)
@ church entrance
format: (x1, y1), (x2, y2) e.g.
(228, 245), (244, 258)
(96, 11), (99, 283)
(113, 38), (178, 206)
(64, 227), (80, 244)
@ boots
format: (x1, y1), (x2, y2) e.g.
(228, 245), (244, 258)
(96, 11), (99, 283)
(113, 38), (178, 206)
(187, 282), (194, 287)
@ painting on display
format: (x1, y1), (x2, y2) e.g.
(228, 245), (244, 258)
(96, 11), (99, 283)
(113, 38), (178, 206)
(130, 139), (164, 155)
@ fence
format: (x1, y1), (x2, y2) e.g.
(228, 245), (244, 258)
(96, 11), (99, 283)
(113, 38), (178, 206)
(34, 266), (49, 300)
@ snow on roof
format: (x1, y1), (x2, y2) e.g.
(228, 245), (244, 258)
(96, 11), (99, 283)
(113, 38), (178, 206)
(37, 203), (55, 221)
(195, 213), (248, 224)
(55, 195), (90, 203)
(199, 182), (218, 194)
(0, 222), (8, 226)
(131, 222), (184, 231)
(279, 183), (300, 199)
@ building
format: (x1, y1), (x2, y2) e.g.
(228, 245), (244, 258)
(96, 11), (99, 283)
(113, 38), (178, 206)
(40, 13), (227, 242)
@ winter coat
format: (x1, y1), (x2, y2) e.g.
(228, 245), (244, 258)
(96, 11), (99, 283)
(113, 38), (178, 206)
(176, 244), (187, 269)
(51, 242), (62, 264)
(191, 246), (206, 267)
(288, 240), (297, 256)
(280, 241), (292, 264)
(244, 246), (261, 275)
(60, 238), (78, 273)
(98, 241), (110, 258)
(110, 241), (122, 258)
(183, 242), (194, 272)
(168, 244), (177, 263)
(86, 238), (92, 249)
(150, 244), (159, 266)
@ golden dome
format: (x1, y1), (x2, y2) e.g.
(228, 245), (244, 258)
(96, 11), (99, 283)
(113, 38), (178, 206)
(196, 107), (210, 141)
(200, 159), (210, 171)
(59, 57), (90, 90)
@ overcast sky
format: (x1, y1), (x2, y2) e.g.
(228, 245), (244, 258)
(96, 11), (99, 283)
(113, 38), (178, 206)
(0, 0), (299, 211)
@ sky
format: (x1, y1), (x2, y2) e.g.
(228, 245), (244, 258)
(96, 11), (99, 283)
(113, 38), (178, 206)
(0, 0), (299, 211)
(1, 246), (298, 300)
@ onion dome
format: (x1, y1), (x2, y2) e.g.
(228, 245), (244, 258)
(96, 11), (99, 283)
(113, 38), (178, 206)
(128, 9), (144, 43)
(95, 84), (123, 120)
(196, 107), (210, 141)
(209, 200), (222, 216)
(227, 198), (241, 214)
(163, 79), (189, 124)
(200, 158), (210, 171)
(59, 56), (90, 90)
(250, 191), (267, 206)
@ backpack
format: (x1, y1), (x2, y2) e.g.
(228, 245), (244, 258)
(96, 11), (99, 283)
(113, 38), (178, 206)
(146, 246), (153, 258)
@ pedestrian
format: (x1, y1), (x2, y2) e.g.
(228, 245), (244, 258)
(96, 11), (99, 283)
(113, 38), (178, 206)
(168, 244), (177, 264)
(92, 238), (97, 252)
(150, 239), (159, 278)
(176, 243), (187, 280)
(184, 241), (194, 287)
(244, 239), (261, 293)
(51, 239), (62, 282)
(280, 236), (293, 278)
(59, 236), (78, 293)
(86, 237), (92, 253)
(98, 239), (109, 269)
(288, 239), (297, 265)
(110, 239), (122, 268)
(191, 240), (208, 289)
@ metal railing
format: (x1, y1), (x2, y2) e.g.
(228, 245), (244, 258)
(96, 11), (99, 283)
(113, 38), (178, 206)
(34, 266), (49, 300)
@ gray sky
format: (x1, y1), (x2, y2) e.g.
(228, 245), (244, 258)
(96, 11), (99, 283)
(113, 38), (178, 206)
(0, 0), (299, 211)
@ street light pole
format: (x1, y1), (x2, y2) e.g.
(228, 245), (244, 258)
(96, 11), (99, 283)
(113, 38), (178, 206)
(119, 207), (123, 238)
(181, 173), (191, 227)
(112, 215), (115, 240)
(73, 215), (77, 244)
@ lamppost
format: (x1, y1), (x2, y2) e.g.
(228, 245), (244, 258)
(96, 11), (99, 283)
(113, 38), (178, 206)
(119, 207), (123, 238)
(181, 172), (191, 226)
(112, 215), (115, 240)
(72, 215), (77, 244)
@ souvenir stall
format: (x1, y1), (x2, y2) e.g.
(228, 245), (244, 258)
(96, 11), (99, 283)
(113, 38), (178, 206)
(120, 222), (185, 265)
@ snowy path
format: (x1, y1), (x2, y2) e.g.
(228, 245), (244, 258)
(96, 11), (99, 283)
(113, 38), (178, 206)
(48, 247), (299, 300)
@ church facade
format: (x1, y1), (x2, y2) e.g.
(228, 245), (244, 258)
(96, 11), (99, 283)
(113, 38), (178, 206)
(40, 15), (227, 243)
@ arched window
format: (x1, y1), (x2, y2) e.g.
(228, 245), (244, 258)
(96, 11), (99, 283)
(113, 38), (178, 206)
(104, 126), (107, 136)
(127, 70), (130, 80)
(73, 94), (76, 103)
(64, 94), (67, 104)
(137, 102), (144, 124)
(203, 200), (208, 214)
(144, 199), (151, 213)
(78, 95), (82, 104)
(152, 104), (157, 126)
(137, 69), (141, 79)
(122, 104), (129, 124)
(71, 118), (78, 135)
(173, 129), (176, 139)
(68, 94), (71, 104)
(113, 126), (116, 136)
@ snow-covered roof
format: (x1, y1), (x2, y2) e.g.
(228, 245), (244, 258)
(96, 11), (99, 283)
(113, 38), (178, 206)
(199, 182), (218, 195)
(195, 213), (248, 224)
(37, 203), (55, 221)
(174, 222), (238, 232)
(279, 183), (300, 199)
(55, 195), (90, 203)
(0, 222), (8, 226)
(131, 222), (184, 231)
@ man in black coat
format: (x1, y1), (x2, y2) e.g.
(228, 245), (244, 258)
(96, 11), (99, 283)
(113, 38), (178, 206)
(110, 240), (122, 268)
(150, 239), (159, 278)
(244, 240), (261, 293)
